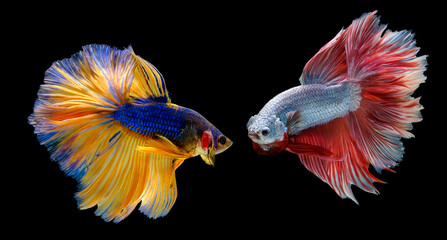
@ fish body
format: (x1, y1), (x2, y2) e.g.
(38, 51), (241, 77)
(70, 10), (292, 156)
(247, 11), (426, 202)
(248, 83), (361, 143)
(29, 45), (231, 222)
(113, 102), (226, 156)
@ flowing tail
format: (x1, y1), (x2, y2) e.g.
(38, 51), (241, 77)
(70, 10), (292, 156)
(29, 45), (181, 221)
(294, 11), (427, 202)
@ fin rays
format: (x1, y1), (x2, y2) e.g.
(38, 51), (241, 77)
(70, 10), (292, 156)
(75, 127), (182, 222)
(128, 47), (171, 103)
(291, 11), (426, 202)
(30, 44), (183, 222)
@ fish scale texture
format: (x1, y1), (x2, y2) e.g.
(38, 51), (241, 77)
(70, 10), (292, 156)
(259, 83), (361, 134)
(114, 103), (186, 140)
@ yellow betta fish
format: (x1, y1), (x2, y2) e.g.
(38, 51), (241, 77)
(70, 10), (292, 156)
(29, 44), (232, 222)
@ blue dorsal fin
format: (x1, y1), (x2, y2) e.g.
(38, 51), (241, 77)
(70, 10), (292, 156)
(132, 95), (172, 104)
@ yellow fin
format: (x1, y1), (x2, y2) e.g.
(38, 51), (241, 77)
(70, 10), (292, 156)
(200, 144), (215, 166)
(172, 158), (185, 171)
(136, 135), (192, 159)
(137, 146), (187, 158)
(127, 47), (170, 102)
(74, 125), (189, 222)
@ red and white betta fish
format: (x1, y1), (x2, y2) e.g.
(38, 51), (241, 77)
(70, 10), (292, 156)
(246, 11), (427, 203)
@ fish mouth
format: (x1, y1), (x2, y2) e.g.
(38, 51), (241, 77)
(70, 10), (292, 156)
(227, 139), (233, 148)
(214, 138), (233, 155)
(248, 131), (260, 140)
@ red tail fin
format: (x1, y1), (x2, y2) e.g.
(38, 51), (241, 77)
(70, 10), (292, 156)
(345, 11), (426, 171)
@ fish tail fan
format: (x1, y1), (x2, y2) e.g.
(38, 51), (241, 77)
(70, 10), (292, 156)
(292, 12), (426, 202)
(29, 44), (135, 179)
(345, 11), (426, 172)
(29, 44), (182, 221)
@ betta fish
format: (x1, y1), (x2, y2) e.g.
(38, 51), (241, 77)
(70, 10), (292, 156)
(246, 11), (427, 203)
(29, 44), (232, 222)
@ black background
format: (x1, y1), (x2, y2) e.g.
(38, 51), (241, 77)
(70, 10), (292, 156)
(9, 2), (444, 237)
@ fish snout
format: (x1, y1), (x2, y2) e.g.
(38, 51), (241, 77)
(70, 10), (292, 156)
(248, 130), (260, 140)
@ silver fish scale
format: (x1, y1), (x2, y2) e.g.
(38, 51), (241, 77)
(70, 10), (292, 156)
(259, 83), (361, 134)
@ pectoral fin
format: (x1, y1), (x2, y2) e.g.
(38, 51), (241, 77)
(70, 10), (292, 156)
(137, 135), (192, 159)
(286, 110), (301, 135)
(286, 142), (342, 161)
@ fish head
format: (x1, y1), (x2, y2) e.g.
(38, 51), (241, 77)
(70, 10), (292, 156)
(198, 127), (232, 166)
(184, 108), (232, 166)
(247, 114), (285, 145)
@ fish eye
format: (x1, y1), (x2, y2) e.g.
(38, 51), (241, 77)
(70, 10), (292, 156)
(218, 136), (227, 145)
(261, 128), (270, 136)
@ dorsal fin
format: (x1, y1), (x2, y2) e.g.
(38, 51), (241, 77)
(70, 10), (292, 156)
(127, 46), (171, 103)
(299, 27), (347, 86)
